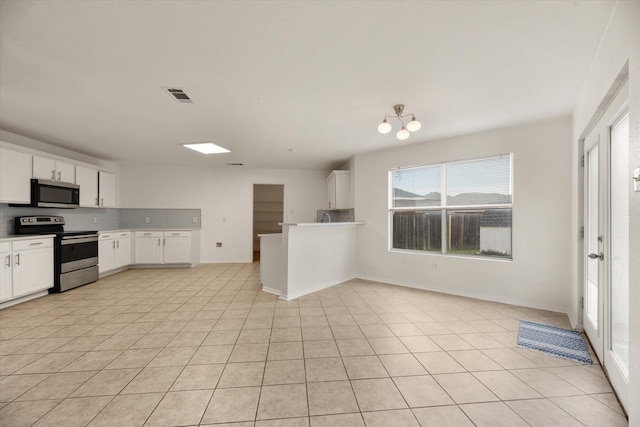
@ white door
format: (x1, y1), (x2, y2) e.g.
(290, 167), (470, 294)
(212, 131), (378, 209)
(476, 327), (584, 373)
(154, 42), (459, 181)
(605, 108), (629, 410)
(581, 80), (629, 411)
(583, 132), (603, 361)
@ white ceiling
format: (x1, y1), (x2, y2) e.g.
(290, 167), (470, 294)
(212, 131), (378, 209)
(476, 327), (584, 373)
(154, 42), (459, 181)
(0, 0), (615, 170)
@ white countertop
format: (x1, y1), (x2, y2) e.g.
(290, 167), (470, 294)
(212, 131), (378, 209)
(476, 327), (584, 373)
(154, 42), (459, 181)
(99, 228), (198, 233)
(279, 222), (365, 227)
(0, 234), (56, 242)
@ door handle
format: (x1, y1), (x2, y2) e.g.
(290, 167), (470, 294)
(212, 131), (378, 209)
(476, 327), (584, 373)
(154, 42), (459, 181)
(588, 252), (604, 260)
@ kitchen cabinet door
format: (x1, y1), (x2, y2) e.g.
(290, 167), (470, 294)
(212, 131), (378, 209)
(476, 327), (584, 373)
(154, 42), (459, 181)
(326, 170), (350, 210)
(0, 245), (12, 303)
(76, 166), (98, 207)
(134, 234), (162, 264)
(12, 245), (54, 298)
(32, 155), (57, 180)
(164, 232), (191, 263)
(98, 236), (115, 273)
(56, 161), (75, 183)
(99, 171), (116, 207)
(33, 156), (75, 183)
(0, 147), (32, 204)
(115, 235), (132, 268)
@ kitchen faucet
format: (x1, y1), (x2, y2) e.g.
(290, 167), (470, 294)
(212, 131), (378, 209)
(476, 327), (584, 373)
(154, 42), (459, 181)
(322, 212), (331, 223)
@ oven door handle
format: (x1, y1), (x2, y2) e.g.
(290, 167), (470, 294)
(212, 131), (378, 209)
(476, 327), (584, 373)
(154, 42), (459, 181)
(61, 236), (99, 245)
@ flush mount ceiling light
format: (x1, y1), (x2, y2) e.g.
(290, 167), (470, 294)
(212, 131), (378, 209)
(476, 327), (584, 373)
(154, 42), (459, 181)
(182, 142), (230, 154)
(377, 104), (422, 141)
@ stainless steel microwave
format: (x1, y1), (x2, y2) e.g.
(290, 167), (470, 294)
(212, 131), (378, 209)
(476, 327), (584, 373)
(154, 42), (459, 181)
(28, 179), (80, 208)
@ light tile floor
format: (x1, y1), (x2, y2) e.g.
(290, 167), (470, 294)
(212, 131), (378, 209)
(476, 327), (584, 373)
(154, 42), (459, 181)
(0, 263), (628, 426)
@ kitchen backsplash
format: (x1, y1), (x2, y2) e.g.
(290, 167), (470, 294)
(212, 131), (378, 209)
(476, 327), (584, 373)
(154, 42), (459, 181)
(0, 205), (201, 237)
(120, 208), (201, 229)
(316, 208), (355, 223)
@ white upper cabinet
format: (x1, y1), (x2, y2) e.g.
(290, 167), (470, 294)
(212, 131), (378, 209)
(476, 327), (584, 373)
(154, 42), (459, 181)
(326, 170), (350, 210)
(76, 165), (99, 207)
(99, 171), (116, 207)
(33, 155), (75, 183)
(0, 147), (32, 204)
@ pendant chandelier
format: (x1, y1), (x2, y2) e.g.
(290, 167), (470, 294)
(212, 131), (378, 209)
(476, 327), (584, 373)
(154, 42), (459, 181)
(377, 104), (421, 140)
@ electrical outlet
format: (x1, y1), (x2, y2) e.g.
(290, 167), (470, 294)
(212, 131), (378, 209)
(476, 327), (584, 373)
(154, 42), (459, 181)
(192, 216), (198, 223)
(145, 217), (150, 223)
(216, 242), (222, 247)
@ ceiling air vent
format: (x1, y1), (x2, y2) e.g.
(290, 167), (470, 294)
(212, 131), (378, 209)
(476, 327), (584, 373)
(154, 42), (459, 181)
(226, 163), (244, 166)
(163, 87), (193, 103)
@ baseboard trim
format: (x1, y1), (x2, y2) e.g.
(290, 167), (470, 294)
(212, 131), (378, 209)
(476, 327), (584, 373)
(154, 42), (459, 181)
(356, 273), (569, 316)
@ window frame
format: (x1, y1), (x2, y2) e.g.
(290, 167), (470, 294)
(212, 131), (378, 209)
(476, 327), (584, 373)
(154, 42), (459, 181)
(389, 154), (513, 260)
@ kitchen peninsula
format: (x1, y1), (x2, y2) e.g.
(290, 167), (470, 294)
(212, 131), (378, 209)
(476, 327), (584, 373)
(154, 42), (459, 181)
(259, 221), (364, 300)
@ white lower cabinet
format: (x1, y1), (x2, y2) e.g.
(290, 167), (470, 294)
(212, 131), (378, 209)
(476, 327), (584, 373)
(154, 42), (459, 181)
(134, 232), (163, 264)
(0, 242), (13, 303)
(135, 231), (191, 264)
(0, 238), (54, 303)
(99, 232), (132, 274)
(164, 231), (191, 263)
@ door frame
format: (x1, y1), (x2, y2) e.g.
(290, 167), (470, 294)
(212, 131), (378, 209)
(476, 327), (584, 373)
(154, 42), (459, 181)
(251, 182), (286, 261)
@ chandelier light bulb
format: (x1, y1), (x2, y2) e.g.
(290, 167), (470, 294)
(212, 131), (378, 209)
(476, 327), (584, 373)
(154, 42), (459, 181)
(406, 116), (421, 132)
(378, 119), (392, 134)
(397, 126), (410, 140)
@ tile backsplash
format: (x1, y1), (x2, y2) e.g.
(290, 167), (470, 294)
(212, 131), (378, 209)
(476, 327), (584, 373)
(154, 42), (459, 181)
(0, 204), (201, 237)
(316, 208), (355, 223)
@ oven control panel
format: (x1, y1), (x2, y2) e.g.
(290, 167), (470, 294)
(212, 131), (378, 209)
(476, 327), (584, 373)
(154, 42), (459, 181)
(18, 216), (65, 225)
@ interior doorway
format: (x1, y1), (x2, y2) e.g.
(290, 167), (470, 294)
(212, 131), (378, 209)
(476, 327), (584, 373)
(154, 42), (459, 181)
(253, 184), (284, 262)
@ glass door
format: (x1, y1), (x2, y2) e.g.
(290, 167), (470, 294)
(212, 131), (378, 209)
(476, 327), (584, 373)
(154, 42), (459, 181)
(583, 132), (603, 361)
(582, 79), (629, 411)
(606, 109), (629, 410)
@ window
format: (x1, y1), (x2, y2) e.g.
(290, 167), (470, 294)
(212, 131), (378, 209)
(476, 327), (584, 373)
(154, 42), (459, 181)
(390, 155), (512, 259)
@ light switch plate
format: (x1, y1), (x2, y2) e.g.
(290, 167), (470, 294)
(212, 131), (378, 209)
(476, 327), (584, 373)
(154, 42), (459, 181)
(145, 217), (150, 223)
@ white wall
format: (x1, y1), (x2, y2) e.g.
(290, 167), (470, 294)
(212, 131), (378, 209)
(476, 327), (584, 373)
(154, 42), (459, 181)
(572, 1), (640, 423)
(118, 163), (328, 263)
(354, 116), (573, 313)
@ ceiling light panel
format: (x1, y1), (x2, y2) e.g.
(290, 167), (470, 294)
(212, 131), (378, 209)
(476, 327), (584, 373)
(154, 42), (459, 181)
(182, 142), (230, 154)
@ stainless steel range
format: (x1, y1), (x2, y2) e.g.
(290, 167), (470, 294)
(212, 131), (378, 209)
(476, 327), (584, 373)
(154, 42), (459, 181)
(15, 216), (98, 292)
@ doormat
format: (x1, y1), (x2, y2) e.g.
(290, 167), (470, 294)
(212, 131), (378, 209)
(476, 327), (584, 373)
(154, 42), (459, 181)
(517, 320), (593, 364)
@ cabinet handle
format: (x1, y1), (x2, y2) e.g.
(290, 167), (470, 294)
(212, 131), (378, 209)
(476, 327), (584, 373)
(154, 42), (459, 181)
(29, 242), (43, 246)
(163, 239), (166, 247)
(5, 254), (10, 267)
(100, 198), (104, 206)
(57, 171), (61, 181)
(112, 240), (116, 249)
(51, 170), (55, 180)
(158, 238), (161, 246)
(116, 241), (120, 249)
(15, 253), (20, 266)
